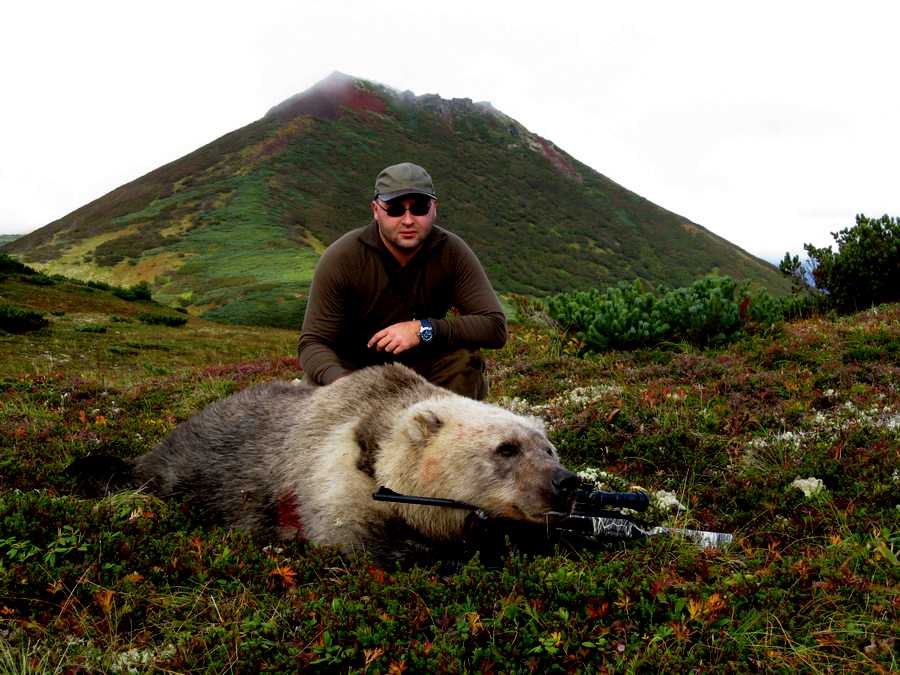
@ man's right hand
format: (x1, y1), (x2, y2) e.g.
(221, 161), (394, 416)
(367, 321), (421, 354)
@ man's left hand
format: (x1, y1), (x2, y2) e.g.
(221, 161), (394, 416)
(367, 321), (421, 353)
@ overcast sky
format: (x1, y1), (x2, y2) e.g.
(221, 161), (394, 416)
(2, 1), (897, 262)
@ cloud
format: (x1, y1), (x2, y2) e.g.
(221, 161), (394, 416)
(1, 0), (898, 262)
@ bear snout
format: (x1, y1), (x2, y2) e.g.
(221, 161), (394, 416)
(551, 468), (579, 511)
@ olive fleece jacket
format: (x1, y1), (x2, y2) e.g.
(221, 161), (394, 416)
(298, 221), (507, 385)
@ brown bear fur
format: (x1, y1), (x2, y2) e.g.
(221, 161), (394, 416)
(83, 364), (576, 564)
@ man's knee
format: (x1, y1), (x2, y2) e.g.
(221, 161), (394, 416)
(422, 348), (488, 400)
(299, 373), (321, 388)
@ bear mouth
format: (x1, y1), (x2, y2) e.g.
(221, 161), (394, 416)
(496, 504), (572, 523)
(537, 509), (574, 523)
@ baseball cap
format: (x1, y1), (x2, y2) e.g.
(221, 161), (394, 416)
(374, 162), (437, 201)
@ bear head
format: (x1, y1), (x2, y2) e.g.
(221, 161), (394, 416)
(375, 395), (579, 541)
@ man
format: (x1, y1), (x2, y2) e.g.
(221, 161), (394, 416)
(298, 162), (507, 399)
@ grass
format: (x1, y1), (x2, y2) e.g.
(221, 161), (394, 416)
(0, 276), (296, 388)
(0, 277), (897, 671)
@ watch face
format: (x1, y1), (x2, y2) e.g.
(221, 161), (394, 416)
(419, 320), (433, 342)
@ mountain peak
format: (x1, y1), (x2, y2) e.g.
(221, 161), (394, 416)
(267, 73), (510, 126)
(265, 71), (387, 121)
(264, 74), (581, 178)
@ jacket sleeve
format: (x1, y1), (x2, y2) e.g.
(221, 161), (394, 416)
(432, 236), (508, 349)
(298, 248), (354, 385)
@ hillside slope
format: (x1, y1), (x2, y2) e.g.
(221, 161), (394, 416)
(4, 72), (790, 327)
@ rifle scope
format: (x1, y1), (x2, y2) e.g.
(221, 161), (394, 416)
(576, 490), (650, 512)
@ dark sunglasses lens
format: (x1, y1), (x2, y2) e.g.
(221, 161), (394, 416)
(384, 198), (431, 216)
(409, 199), (431, 215)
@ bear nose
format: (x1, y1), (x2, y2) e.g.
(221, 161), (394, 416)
(552, 468), (579, 497)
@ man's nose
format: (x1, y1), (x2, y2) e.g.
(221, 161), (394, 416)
(401, 209), (415, 225)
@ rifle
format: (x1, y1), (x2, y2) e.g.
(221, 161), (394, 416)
(373, 485), (732, 557)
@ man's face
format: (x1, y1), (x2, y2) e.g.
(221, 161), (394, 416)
(372, 194), (437, 263)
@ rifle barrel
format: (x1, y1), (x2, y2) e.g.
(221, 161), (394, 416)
(649, 526), (733, 548)
(372, 487), (477, 510)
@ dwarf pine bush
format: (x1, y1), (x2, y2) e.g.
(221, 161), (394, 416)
(0, 304), (48, 333)
(653, 275), (743, 345)
(137, 312), (187, 327)
(547, 275), (788, 352)
(0, 253), (36, 276)
(112, 281), (153, 302)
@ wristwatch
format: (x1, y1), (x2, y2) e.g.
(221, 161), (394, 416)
(417, 318), (434, 344)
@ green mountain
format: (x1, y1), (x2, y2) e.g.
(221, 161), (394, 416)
(3, 72), (789, 327)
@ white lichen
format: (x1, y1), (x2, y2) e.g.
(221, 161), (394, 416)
(494, 396), (537, 416)
(652, 490), (686, 512)
(109, 644), (176, 673)
(496, 383), (624, 431)
(791, 477), (826, 498)
(742, 402), (899, 473)
(575, 466), (631, 492)
(577, 467), (613, 484)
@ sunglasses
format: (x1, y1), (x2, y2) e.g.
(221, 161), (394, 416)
(375, 196), (433, 217)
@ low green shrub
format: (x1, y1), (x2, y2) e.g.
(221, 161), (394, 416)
(0, 253), (36, 276)
(137, 312), (188, 327)
(583, 281), (665, 350)
(75, 324), (107, 333)
(547, 275), (796, 352)
(81, 279), (153, 302)
(112, 281), (153, 302)
(653, 276), (743, 345)
(0, 304), (48, 333)
(22, 273), (55, 286)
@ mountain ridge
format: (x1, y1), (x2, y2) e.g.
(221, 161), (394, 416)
(3, 73), (789, 327)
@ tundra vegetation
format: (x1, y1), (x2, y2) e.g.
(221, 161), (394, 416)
(0, 261), (897, 672)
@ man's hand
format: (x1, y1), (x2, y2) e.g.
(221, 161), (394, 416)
(367, 321), (421, 354)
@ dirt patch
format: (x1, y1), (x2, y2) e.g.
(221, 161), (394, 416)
(267, 77), (387, 122)
(533, 136), (583, 181)
(250, 117), (314, 162)
(111, 251), (194, 286)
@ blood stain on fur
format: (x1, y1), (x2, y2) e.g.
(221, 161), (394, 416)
(275, 491), (306, 536)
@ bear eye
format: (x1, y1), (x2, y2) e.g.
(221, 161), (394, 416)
(495, 442), (520, 458)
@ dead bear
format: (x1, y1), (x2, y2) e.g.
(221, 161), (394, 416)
(69, 364), (578, 565)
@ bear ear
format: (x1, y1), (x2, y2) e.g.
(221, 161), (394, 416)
(526, 415), (547, 433)
(408, 409), (444, 447)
